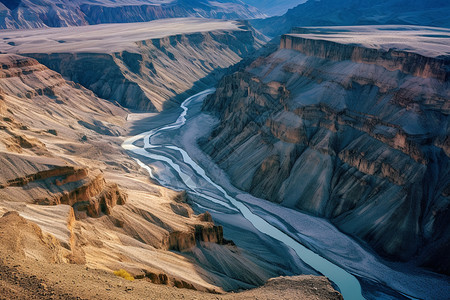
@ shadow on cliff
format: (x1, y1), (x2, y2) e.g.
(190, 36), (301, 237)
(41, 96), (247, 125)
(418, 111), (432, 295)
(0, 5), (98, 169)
(127, 41), (279, 136)
(126, 69), (221, 136)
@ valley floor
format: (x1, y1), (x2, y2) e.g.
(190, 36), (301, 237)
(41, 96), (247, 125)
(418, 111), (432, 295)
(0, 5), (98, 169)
(128, 90), (450, 300)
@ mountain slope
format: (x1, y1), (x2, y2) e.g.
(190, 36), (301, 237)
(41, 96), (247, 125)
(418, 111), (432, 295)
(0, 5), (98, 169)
(0, 0), (265, 29)
(201, 25), (450, 274)
(251, 0), (450, 37)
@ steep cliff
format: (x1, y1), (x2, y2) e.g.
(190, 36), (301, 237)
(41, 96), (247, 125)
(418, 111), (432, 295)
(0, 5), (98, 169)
(0, 0), (265, 29)
(202, 26), (450, 273)
(1, 19), (265, 111)
(0, 165), (127, 218)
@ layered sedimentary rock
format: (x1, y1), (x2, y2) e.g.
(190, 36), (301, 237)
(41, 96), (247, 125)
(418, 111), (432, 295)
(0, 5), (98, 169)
(202, 26), (450, 273)
(0, 0), (265, 29)
(166, 211), (227, 252)
(1, 19), (265, 111)
(0, 165), (127, 218)
(0, 53), (299, 292)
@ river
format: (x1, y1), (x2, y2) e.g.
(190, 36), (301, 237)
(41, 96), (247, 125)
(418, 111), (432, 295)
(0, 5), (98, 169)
(122, 89), (450, 300)
(123, 89), (364, 299)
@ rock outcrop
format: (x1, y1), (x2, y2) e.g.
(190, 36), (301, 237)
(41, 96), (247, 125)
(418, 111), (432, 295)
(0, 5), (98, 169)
(0, 211), (67, 263)
(166, 219), (227, 252)
(0, 165), (127, 218)
(0, 0), (265, 30)
(202, 26), (450, 273)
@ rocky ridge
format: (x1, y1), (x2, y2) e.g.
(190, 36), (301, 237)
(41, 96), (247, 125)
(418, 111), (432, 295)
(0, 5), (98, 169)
(201, 26), (450, 274)
(0, 165), (127, 218)
(0, 0), (265, 29)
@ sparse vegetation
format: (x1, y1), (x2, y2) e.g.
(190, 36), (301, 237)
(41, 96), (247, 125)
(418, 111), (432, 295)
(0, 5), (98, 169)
(113, 269), (134, 281)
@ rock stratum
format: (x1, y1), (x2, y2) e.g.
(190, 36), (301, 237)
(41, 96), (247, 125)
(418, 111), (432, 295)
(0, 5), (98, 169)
(201, 26), (450, 275)
(0, 52), (314, 295)
(0, 0), (265, 29)
(0, 37), (341, 298)
(0, 18), (265, 111)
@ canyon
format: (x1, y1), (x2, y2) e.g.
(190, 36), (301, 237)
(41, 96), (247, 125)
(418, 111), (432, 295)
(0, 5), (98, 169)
(0, 18), (265, 111)
(0, 21), (342, 300)
(0, 2), (449, 299)
(0, 52), (263, 290)
(201, 25), (450, 277)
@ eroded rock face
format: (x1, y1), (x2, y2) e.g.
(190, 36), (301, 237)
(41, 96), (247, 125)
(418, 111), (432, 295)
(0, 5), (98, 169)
(165, 215), (229, 252)
(202, 31), (450, 273)
(0, 211), (67, 263)
(280, 34), (450, 81)
(0, 166), (127, 218)
(0, 54), (66, 99)
(27, 28), (263, 111)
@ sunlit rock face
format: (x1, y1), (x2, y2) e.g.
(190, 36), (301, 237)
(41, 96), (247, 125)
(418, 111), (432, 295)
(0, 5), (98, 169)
(0, 0), (265, 29)
(202, 26), (450, 274)
(0, 53), (294, 291)
(0, 19), (265, 111)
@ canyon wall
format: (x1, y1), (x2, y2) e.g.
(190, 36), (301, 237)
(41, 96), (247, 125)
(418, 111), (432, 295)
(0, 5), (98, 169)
(0, 53), (299, 292)
(22, 25), (264, 111)
(202, 30), (450, 274)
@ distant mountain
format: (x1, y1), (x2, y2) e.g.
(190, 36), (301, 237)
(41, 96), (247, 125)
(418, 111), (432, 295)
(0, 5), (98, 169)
(240, 0), (306, 16)
(251, 0), (450, 37)
(0, 0), (265, 29)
